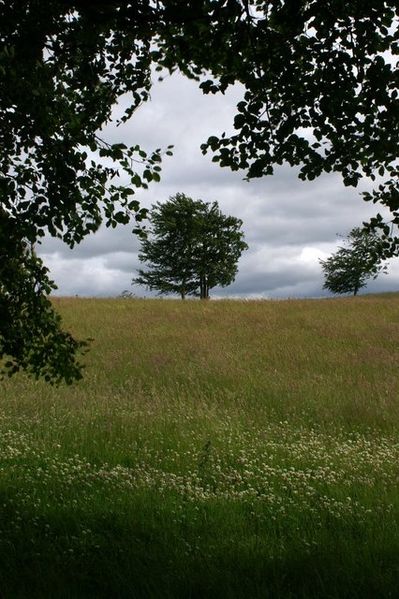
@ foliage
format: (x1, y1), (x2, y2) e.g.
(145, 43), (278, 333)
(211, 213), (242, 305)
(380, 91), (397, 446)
(134, 193), (247, 299)
(0, 1), (170, 382)
(0, 212), (88, 382)
(320, 227), (388, 296)
(1, 1), (398, 380)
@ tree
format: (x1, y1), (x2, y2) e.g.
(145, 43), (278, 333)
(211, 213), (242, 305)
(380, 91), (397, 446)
(319, 227), (388, 296)
(134, 193), (248, 299)
(0, 1), (169, 382)
(0, 215), (88, 382)
(1, 1), (398, 381)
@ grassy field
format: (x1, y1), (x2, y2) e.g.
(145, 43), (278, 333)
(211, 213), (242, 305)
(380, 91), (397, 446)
(1, 294), (399, 598)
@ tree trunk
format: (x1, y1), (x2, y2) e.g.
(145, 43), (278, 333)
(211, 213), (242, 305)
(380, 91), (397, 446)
(200, 277), (210, 300)
(200, 276), (209, 300)
(180, 279), (186, 300)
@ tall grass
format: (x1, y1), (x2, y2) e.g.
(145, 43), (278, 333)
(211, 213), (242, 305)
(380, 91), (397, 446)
(1, 294), (399, 597)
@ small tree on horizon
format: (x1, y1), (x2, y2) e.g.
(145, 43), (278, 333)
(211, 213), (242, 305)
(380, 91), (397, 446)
(133, 193), (248, 299)
(319, 227), (388, 296)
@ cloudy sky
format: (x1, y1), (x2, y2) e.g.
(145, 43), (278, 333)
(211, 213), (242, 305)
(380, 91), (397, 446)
(39, 73), (399, 299)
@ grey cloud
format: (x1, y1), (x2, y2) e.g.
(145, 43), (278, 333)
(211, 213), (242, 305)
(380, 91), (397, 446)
(37, 73), (399, 299)
(103, 251), (140, 274)
(39, 221), (142, 260)
(103, 74), (242, 149)
(40, 254), (131, 297)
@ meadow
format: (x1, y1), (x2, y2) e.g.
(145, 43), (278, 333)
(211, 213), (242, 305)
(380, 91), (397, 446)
(1, 294), (399, 598)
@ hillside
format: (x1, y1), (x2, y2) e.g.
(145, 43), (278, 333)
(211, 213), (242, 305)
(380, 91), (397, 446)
(1, 294), (399, 597)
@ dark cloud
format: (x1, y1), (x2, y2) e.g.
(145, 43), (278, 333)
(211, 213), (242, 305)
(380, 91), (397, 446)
(40, 221), (142, 259)
(38, 74), (399, 298)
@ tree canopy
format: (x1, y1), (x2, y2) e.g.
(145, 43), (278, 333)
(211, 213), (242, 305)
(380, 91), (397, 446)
(1, 1), (398, 381)
(134, 193), (248, 299)
(320, 227), (388, 296)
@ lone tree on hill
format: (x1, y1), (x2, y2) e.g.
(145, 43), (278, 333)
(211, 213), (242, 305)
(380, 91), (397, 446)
(319, 227), (388, 296)
(134, 193), (248, 300)
(1, 1), (398, 381)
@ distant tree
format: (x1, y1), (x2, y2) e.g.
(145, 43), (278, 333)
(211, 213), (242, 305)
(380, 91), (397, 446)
(119, 290), (135, 299)
(134, 193), (248, 300)
(320, 228), (388, 296)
